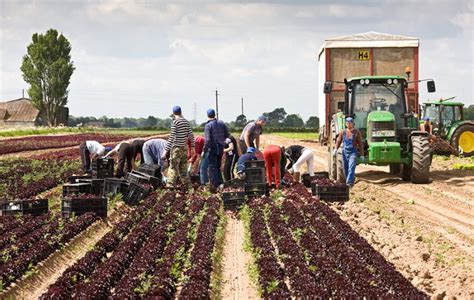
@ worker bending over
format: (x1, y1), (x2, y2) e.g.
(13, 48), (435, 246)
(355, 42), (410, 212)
(334, 117), (364, 187)
(262, 145), (286, 188)
(236, 147), (257, 179)
(284, 145), (315, 182)
(79, 141), (111, 174)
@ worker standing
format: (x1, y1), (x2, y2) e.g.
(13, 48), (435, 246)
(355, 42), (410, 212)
(203, 108), (229, 191)
(223, 135), (239, 181)
(263, 145), (285, 188)
(239, 116), (267, 154)
(236, 147), (257, 179)
(79, 141), (111, 174)
(334, 117), (364, 187)
(284, 145), (315, 182)
(163, 106), (195, 189)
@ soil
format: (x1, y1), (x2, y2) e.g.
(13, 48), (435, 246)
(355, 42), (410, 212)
(261, 135), (474, 299)
(221, 212), (259, 299)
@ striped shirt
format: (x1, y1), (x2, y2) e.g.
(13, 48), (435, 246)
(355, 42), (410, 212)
(165, 116), (195, 151)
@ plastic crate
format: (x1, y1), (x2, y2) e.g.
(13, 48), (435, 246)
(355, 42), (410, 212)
(244, 160), (265, 169)
(244, 182), (269, 197)
(245, 167), (266, 184)
(77, 178), (105, 196)
(92, 158), (115, 178)
(123, 183), (151, 206)
(223, 178), (245, 189)
(302, 172), (330, 188)
(103, 178), (129, 196)
(126, 171), (160, 189)
(222, 191), (245, 210)
(311, 183), (349, 202)
(61, 196), (108, 218)
(0, 199), (49, 216)
(68, 175), (92, 183)
(137, 163), (161, 178)
(190, 175), (201, 185)
(62, 183), (93, 196)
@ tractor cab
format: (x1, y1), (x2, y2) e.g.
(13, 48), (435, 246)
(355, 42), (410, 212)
(421, 98), (464, 138)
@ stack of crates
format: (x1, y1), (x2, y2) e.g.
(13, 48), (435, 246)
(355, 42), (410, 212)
(244, 160), (268, 197)
(61, 196), (108, 218)
(0, 199), (49, 216)
(103, 178), (129, 196)
(62, 182), (93, 196)
(77, 178), (106, 196)
(222, 191), (246, 210)
(92, 157), (115, 178)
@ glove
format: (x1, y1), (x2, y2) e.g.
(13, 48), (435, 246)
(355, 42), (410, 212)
(333, 149), (337, 156)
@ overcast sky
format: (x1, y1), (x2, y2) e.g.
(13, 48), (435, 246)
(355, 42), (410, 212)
(1, 0), (472, 123)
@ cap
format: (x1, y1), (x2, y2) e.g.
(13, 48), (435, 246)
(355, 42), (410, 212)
(172, 106), (182, 114)
(423, 116), (430, 121)
(346, 117), (354, 123)
(105, 146), (113, 152)
(257, 115), (267, 122)
(247, 147), (256, 153)
(207, 108), (216, 118)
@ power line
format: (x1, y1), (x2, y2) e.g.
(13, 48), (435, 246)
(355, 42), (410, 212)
(215, 90), (219, 120)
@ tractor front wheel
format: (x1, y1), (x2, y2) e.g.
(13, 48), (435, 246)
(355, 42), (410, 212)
(451, 124), (474, 157)
(411, 135), (431, 184)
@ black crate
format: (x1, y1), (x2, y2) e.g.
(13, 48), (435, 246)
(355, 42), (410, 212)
(126, 171), (160, 189)
(244, 183), (268, 197)
(138, 164), (161, 178)
(92, 158), (115, 178)
(223, 178), (245, 189)
(62, 183), (93, 196)
(190, 175), (201, 185)
(123, 182), (151, 206)
(222, 191), (245, 210)
(244, 160), (265, 169)
(61, 196), (108, 218)
(78, 179), (105, 196)
(1, 199), (49, 216)
(103, 178), (129, 196)
(245, 167), (266, 184)
(302, 172), (330, 188)
(68, 175), (92, 183)
(311, 184), (349, 202)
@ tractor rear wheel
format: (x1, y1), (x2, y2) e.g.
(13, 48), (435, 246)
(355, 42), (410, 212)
(451, 124), (474, 157)
(336, 150), (346, 183)
(389, 164), (401, 175)
(411, 135), (431, 184)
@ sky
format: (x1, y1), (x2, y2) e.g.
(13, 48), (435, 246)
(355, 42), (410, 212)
(0, 0), (473, 124)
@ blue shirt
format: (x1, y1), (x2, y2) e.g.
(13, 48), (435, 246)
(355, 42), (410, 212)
(204, 119), (229, 152)
(236, 153), (256, 173)
(143, 139), (167, 168)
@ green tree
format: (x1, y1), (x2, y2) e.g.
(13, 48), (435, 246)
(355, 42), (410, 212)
(20, 29), (75, 126)
(235, 114), (247, 127)
(465, 105), (474, 120)
(263, 108), (287, 127)
(305, 116), (319, 128)
(283, 114), (304, 127)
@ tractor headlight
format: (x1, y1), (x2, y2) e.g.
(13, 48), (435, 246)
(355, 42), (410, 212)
(372, 130), (396, 137)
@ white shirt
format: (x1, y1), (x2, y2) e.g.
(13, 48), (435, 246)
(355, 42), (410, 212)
(86, 141), (105, 156)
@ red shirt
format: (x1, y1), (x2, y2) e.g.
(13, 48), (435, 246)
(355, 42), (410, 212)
(187, 136), (205, 161)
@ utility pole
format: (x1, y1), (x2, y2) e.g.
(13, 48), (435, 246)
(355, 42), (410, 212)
(215, 90), (219, 120)
(193, 102), (197, 123)
(241, 97), (244, 115)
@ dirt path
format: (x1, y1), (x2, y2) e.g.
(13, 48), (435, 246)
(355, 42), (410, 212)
(221, 213), (259, 299)
(261, 135), (474, 298)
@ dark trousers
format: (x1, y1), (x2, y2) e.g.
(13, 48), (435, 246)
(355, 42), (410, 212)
(116, 143), (133, 178)
(223, 154), (238, 181)
(80, 142), (91, 172)
(208, 143), (224, 187)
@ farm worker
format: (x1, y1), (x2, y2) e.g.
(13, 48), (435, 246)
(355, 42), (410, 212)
(142, 138), (169, 169)
(203, 108), (230, 191)
(131, 139), (146, 165)
(106, 142), (135, 178)
(223, 135), (239, 181)
(187, 136), (205, 175)
(239, 115), (267, 155)
(334, 117), (365, 187)
(162, 106), (195, 189)
(284, 145), (315, 182)
(236, 147), (257, 179)
(420, 116), (433, 135)
(263, 145), (286, 188)
(79, 141), (111, 174)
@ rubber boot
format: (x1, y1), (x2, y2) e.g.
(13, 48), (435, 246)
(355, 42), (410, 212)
(294, 172), (301, 183)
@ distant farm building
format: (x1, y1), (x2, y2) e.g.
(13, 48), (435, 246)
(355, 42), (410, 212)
(0, 98), (68, 127)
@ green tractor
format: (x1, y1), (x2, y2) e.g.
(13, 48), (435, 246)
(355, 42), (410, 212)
(324, 75), (436, 184)
(421, 97), (474, 157)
